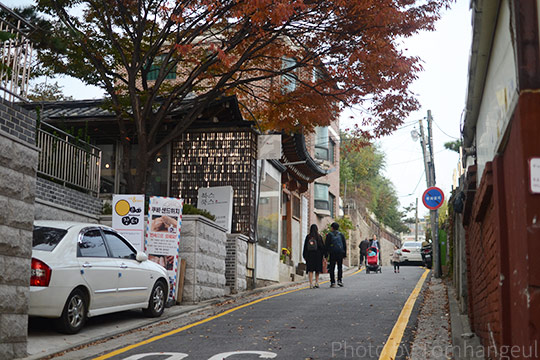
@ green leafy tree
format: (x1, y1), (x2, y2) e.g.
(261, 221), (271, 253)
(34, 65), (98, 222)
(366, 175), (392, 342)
(27, 81), (74, 101)
(444, 140), (462, 153)
(340, 131), (409, 233)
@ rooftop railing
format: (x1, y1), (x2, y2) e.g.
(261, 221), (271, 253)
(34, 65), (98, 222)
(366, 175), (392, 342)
(0, 3), (34, 101)
(37, 122), (101, 196)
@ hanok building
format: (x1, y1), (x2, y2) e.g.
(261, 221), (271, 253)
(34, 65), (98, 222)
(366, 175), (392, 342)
(25, 95), (330, 284)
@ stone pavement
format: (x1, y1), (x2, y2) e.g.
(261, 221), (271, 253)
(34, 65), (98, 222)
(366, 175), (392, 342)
(409, 276), (484, 360)
(19, 267), (480, 360)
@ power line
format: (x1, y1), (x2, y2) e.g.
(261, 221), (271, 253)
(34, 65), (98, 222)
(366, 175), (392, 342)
(399, 170), (425, 197)
(433, 120), (460, 140)
(388, 149), (445, 166)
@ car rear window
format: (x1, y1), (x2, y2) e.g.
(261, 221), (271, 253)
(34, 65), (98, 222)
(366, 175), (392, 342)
(403, 242), (422, 248)
(33, 226), (68, 251)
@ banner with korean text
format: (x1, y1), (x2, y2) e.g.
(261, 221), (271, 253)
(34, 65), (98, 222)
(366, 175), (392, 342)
(146, 196), (183, 302)
(112, 194), (145, 251)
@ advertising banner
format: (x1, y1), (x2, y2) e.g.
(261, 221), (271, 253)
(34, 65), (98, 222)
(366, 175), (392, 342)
(197, 186), (234, 232)
(112, 194), (145, 251)
(146, 196), (183, 301)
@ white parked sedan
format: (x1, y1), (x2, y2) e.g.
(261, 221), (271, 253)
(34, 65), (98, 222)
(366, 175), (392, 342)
(30, 220), (169, 334)
(399, 241), (423, 263)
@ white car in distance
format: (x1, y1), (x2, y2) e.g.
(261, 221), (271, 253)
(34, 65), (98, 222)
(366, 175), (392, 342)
(399, 241), (423, 263)
(30, 220), (169, 334)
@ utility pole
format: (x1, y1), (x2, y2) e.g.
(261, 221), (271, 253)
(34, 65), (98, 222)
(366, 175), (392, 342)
(415, 197), (419, 242)
(427, 110), (441, 278)
(419, 111), (441, 277)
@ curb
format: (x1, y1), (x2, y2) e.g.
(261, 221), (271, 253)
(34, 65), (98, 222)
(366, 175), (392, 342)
(448, 285), (485, 360)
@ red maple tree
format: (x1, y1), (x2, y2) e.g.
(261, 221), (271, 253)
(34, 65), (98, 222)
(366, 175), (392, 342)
(29, 0), (451, 193)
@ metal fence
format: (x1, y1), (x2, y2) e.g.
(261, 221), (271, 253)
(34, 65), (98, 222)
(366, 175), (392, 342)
(0, 3), (34, 101)
(37, 123), (101, 196)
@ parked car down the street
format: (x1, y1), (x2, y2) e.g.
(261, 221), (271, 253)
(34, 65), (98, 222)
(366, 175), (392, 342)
(30, 220), (169, 334)
(399, 241), (423, 263)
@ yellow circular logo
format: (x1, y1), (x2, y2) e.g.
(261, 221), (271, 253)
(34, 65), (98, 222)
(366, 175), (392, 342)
(115, 199), (130, 216)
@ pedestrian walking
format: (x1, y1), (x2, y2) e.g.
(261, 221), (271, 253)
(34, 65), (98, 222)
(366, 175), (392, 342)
(303, 224), (325, 288)
(325, 222), (346, 287)
(392, 245), (402, 273)
(358, 238), (370, 268)
(370, 234), (381, 262)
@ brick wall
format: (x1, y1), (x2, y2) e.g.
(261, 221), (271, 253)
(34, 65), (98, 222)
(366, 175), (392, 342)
(463, 163), (503, 354)
(461, 93), (540, 356)
(0, 99), (35, 144)
(35, 177), (102, 217)
(226, 234), (248, 293)
(0, 100), (38, 359)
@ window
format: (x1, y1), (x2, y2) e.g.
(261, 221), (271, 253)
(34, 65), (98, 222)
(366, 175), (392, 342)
(312, 67), (323, 83)
(100, 143), (116, 194)
(120, 144), (169, 196)
(292, 196), (301, 219)
(329, 193), (336, 217)
(314, 183), (330, 210)
(146, 55), (177, 81)
(257, 174), (280, 252)
(329, 138), (335, 163)
(32, 226), (67, 251)
(103, 231), (137, 260)
(78, 230), (108, 257)
(314, 126), (329, 161)
(281, 57), (297, 93)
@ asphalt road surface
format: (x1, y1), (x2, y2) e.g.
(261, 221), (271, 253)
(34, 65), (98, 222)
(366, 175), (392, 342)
(91, 265), (427, 360)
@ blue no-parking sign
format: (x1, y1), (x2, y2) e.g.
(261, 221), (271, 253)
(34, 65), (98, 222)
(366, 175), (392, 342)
(422, 186), (444, 210)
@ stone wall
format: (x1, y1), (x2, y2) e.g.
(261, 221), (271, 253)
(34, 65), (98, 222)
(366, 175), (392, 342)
(179, 215), (227, 303)
(35, 177), (102, 217)
(0, 99), (38, 359)
(226, 234), (248, 294)
(344, 206), (401, 267)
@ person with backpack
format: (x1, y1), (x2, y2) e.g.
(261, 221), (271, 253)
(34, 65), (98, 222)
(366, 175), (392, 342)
(325, 222), (347, 287)
(358, 238), (370, 268)
(303, 224), (325, 288)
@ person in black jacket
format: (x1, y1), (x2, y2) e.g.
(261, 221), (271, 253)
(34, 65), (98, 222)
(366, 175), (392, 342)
(358, 238), (370, 268)
(303, 224), (325, 288)
(325, 222), (347, 287)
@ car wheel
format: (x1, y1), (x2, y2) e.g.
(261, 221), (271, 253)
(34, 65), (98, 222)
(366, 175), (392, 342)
(55, 288), (87, 334)
(143, 280), (166, 317)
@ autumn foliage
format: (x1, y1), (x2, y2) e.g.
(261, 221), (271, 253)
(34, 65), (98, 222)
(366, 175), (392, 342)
(27, 0), (451, 193)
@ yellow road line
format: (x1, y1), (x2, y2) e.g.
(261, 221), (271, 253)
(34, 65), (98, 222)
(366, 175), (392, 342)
(94, 268), (362, 360)
(378, 268), (430, 360)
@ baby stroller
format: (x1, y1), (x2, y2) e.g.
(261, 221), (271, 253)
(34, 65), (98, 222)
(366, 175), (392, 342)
(365, 246), (381, 274)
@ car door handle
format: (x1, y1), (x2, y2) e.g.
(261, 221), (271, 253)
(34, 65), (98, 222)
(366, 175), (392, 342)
(82, 263), (92, 268)
(120, 263), (128, 269)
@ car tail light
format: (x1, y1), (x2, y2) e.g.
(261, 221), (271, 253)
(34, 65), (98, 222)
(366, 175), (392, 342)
(402, 249), (411, 253)
(31, 258), (51, 287)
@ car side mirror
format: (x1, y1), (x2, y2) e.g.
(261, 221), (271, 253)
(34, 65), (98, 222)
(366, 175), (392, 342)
(136, 252), (148, 262)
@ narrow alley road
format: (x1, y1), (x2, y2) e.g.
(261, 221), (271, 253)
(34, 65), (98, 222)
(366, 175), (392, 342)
(90, 266), (428, 360)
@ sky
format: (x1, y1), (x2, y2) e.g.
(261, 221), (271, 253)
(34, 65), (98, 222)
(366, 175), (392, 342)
(342, 0), (472, 218)
(7, 0), (472, 218)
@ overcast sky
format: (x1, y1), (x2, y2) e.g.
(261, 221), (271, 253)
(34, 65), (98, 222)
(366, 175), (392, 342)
(341, 0), (472, 218)
(7, 0), (472, 218)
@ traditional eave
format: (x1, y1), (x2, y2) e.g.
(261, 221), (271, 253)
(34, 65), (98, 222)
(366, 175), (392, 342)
(463, 0), (501, 150)
(21, 95), (251, 141)
(280, 133), (329, 193)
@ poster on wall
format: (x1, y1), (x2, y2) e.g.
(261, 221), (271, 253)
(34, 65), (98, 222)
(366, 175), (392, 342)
(146, 196), (183, 301)
(197, 186), (234, 232)
(112, 194), (145, 251)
